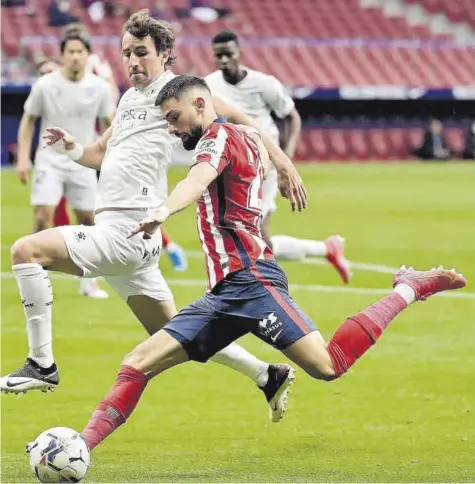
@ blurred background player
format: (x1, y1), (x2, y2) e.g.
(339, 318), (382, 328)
(15, 29), (115, 299)
(206, 30), (351, 284)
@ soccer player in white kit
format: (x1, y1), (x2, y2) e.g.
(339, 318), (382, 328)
(1, 10), (307, 422)
(206, 30), (351, 284)
(15, 31), (114, 299)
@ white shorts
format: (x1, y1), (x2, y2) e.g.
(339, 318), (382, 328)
(31, 165), (97, 211)
(261, 168), (279, 219)
(57, 210), (173, 302)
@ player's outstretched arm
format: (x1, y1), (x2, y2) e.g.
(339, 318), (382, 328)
(43, 127), (112, 170)
(128, 163), (218, 239)
(212, 95), (307, 212)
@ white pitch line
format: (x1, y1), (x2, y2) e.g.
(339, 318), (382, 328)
(1, 272), (473, 300)
(0, 245), (456, 276)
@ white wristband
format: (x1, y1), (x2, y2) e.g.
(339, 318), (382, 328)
(68, 143), (84, 162)
(156, 206), (170, 220)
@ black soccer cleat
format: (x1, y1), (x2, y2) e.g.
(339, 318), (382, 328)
(1, 358), (59, 394)
(259, 364), (295, 423)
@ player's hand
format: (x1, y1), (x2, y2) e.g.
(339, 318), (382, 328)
(16, 158), (32, 185)
(127, 213), (167, 240)
(43, 127), (76, 154)
(277, 164), (308, 212)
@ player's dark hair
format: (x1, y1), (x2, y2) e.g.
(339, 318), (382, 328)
(212, 29), (239, 45)
(60, 33), (91, 54)
(63, 22), (90, 38)
(123, 9), (176, 67)
(155, 75), (210, 106)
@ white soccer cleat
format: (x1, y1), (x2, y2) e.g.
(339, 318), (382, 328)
(79, 279), (109, 299)
(1, 359), (59, 394)
(259, 364), (295, 423)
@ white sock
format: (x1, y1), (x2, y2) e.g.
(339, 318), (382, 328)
(211, 342), (269, 387)
(13, 263), (54, 368)
(393, 284), (416, 305)
(79, 277), (98, 292)
(271, 235), (327, 260)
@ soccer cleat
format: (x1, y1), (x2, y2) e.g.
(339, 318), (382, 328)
(325, 235), (352, 284)
(259, 364), (295, 423)
(79, 279), (109, 299)
(393, 265), (467, 301)
(0, 358), (59, 394)
(166, 242), (188, 272)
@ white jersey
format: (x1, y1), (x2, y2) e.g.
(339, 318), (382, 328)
(205, 68), (294, 142)
(96, 71), (179, 211)
(25, 70), (115, 172)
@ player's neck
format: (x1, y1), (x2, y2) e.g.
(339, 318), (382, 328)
(223, 67), (247, 85)
(61, 68), (85, 82)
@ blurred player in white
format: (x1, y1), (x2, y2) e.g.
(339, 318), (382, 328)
(1, 11), (307, 423)
(206, 30), (351, 284)
(16, 31), (114, 299)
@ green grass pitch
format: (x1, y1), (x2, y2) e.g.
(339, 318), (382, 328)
(1, 163), (474, 483)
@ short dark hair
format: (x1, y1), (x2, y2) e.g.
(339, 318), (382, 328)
(155, 75), (210, 107)
(212, 29), (239, 45)
(124, 9), (176, 67)
(60, 33), (91, 54)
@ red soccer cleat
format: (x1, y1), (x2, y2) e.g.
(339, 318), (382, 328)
(393, 265), (467, 301)
(325, 235), (352, 284)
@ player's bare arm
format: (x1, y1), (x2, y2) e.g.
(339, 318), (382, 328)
(128, 163), (218, 239)
(17, 112), (37, 184)
(212, 95), (307, 211)
(43, 126), (112, 170)
(281, 108), (302, 159)
(97, 115), (113, 135)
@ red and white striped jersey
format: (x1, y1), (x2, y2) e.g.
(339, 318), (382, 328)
(193, 121), (274, 290)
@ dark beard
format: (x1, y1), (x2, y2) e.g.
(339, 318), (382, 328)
(181, 125), (204, 151)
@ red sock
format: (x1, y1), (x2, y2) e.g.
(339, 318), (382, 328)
(328, 293), (407, 376)
(53, 197), (70, 226)
(161, 229), (171, 248)
(82, 365), (147, 450)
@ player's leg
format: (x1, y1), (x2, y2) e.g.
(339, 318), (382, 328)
(281, 266), (466, 381)
(110, 267), (274, 390)
(1, 214), (133, 394)
(161, 228), (188, 272)
(30, 166), (63, 232)
(271, 234), (351, 284)
(80, 295), (223, 451)
(67, 170), (109, 300)
(33, 206), (56, 232)
(1, 227), (86, 393)
(53, 196), (70, 227)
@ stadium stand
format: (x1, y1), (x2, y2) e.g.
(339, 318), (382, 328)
(1, 0), (473, 161)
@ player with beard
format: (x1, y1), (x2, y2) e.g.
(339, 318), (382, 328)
(73, 75), (466, 456)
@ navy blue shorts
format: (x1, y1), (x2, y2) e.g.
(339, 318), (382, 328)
(163, 260), (317, 362)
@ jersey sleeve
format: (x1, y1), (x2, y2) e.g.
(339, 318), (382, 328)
(24, 81), (43, 117)
(262, 75), (295, 119)
(98, 82), (116, 118)
(192, 125), (230, 174)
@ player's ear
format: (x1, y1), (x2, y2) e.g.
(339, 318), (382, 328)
(159, 50), (170, 67)
(194, 97), (206, 113)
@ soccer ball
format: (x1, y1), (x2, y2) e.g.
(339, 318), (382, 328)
(27, 427), (90, 483)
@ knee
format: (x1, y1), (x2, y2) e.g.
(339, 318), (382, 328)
(305, 362), (338, 382)
(11, 236), (41, 265)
